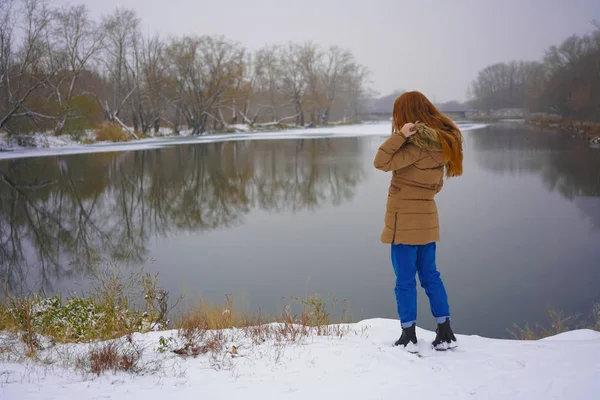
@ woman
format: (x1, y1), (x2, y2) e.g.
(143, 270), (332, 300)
(373, 91), (463, 351)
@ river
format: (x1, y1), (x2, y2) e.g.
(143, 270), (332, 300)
(1, 121), (599, 338)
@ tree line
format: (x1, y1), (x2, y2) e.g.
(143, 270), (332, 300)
(468, 22), (600, 121)
(0, 0), (370, 138)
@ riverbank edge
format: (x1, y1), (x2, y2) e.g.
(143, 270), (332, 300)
(525, 117), (600, 143)
(2, 271), (599, 356)
(2, 294), (599, 380)
(1, 265), (599, 381)
(0, 120), (362, 152)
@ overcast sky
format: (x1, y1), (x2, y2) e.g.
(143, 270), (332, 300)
(55, 0), (599, 102)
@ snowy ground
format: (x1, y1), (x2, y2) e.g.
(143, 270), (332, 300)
(2, 319), (599, 400)
(0, 122), (488, 160)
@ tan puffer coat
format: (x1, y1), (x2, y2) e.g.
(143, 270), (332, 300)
(373, 124), (450, 245)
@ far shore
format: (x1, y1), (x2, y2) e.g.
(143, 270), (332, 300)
(525, 117), (600, 143)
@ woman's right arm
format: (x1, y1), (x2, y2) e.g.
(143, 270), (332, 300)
(373, 123), (421, 172)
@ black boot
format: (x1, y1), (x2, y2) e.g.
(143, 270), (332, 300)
(432, 318), (458, 350)
(394, 323), (418, 349)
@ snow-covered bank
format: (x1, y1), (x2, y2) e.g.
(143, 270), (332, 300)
(2, 318), (599, 400)
(0, 131), (87, 150)
(0, 122), (488, 160)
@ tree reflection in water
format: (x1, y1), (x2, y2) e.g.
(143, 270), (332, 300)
(471, 124), (600, 227)
(0, 139), (365, 295)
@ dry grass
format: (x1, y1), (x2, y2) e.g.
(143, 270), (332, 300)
(0, 298), (48, 358)
(174, 294), (351, 334)
(162, 294), (358, 366)
(80, 338), (143, 376)
(95, 123), (130, 142)
(508, 308), (573, 340)
(509, 305), (600, 340)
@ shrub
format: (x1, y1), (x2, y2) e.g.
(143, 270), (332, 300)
(0, 269), (176, 346)
(1, 294), (132, 343)
(95, 123), (130, 142)
(62, 95), (104, 138)
(77, 338), (143, 376)
(3, 298), (42, 357)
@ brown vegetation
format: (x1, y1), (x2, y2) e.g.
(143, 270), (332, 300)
(527, 116), (600, 142)
(95, 123), (130, 142)
(161, 294), (357, 369)
(81, 338), (143, 376)
(508, 305), (600, 340)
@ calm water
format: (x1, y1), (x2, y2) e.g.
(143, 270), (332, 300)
(1, 122), (599, 338)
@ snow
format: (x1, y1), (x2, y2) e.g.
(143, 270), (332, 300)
(499, 119), (526, 123)
(540, 329), (600, 342)
(0, 122), (488, 160)
(2, 319), (599, 399)
(0, 131), (86, 150)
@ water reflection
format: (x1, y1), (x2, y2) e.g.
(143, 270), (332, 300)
(471, 124), (600, 228)
(0, 139), (365, 294)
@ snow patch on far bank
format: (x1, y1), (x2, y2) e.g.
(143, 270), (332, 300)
(0, 131), (83, 150)
(0, 122), (488, 160)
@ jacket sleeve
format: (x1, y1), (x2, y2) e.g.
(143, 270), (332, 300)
(373, 134), (422, 172)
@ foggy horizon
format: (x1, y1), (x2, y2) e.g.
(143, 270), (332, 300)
(54, 0), (599, 103)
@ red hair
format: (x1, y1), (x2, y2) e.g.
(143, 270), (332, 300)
(392, 91), (463, 177)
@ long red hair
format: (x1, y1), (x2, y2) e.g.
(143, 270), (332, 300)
(392, 91), (463, 177)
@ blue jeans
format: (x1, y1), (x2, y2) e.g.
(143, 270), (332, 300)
(391, 243), (451, 328)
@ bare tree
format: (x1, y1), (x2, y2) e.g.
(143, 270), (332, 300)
(254, 45), (282, 122)
(340, 62), (369, 122)
(94, 7), (139, 138)
(541, 25), (600, 120)
(278, 43), (306, 126)
(468, 61), (541, 111)
(0, 0), (57, 132)
(166, 35), (242, 135)
(318, 46), (354, 124)
(49, 4), (104, 134)
(217, 51), (277, 127)
(136, 34), (172, 133)
(296, 42), (322, 125)
(0, 0), (16, 111)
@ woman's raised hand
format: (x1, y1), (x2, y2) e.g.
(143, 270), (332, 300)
(401, 123), (416, 138)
